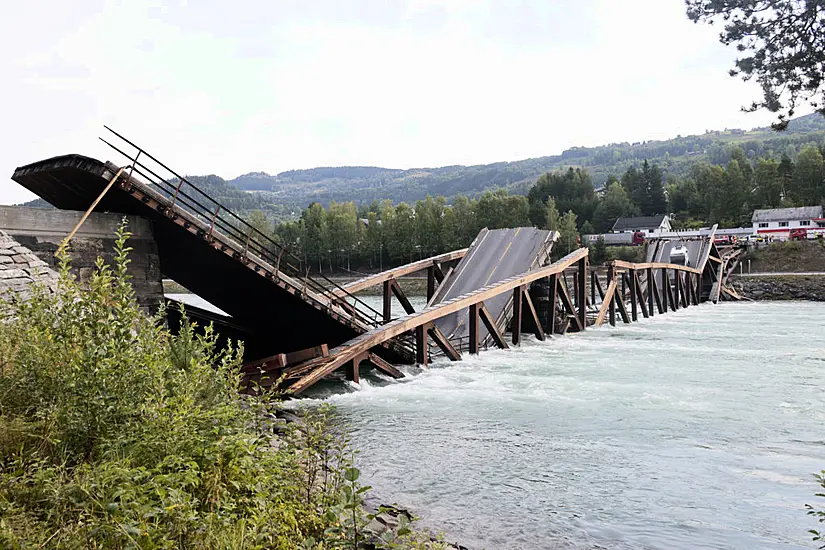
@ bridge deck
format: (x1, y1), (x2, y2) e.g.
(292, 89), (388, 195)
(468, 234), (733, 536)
(12, 149), (409, 362)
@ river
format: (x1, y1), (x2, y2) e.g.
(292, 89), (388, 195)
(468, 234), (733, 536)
(310, 301), (825, 549)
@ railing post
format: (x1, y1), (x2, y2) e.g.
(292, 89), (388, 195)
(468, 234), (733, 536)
(647, 267), (654, 316)
(630, 268), (638, 321)
(427, 265), (436, 300)
(577, 256), (587, 330)
(208, 205), (220, 238)
(512, 286), (523, 345)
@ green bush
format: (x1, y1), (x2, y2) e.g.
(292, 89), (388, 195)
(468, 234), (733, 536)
(0, 223), (441, 549)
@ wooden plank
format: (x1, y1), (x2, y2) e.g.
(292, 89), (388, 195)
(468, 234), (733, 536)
(594, 280), (617, 327)
(241, 352), (287, 374)
(284, 344), (329, 366)
(479, 302), (509, 350)
(333, 248), (468, 296)
(522, 288), (545, 341)
(512, 286), (523, 345)
(289, 248), (587, 393)
(429, 324), (462, 361)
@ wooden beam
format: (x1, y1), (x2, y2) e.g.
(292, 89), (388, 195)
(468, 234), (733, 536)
(577, 257), (587, 330)
(593, 271), (606, 300)
(432, 262), (445, 283)
(383, 280), (392, 323)
(289, 248), (588, 393)
(347, 357), (361, 384)
(633, 271), (649, 319)
(615, 290), (631, 324)
(428, 324), (462, 361)
(479, 302), (509, 350)
(651, 268), (664, 314)
(665, 270), (676, 312)
(522, 288), (545, 341)
(590, 269), (597, 305)
(427, 266), (436, 300)
(674, 268), (681, 310)
(512, 286), (523, 345)
(390, 279), (416, 314)
(548, 274), (558, 334)
(557, 277), (583, 331)
(629, 269), (638, 321)
(594, 279), (617, 327)
(612, 259), (702, 275)
(646, 267), (655, 317)
(415, 324), (428, 365)
(333, 248), (468, 296)
(241, 352), (287, 374)
(608, 264), (616, 326)
(366, 352), (404, 378)
(469, 302), (480, 353)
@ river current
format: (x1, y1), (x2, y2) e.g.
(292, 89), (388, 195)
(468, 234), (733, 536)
(311, 301), (825, 549)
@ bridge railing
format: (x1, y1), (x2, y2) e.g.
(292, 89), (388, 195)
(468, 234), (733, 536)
(99, 127), (388, 330)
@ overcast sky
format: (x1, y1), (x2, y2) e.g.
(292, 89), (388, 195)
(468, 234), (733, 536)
(0, 0), (792, 205)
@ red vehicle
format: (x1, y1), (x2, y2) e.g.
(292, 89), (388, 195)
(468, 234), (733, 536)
(714, 235), (738, 245)
(789, 228), (807, 241)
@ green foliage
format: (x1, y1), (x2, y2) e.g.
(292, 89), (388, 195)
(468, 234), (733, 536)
(807, 471), (825, 548)
(686, 0), (825, 129)
(0, 221), (434, 549)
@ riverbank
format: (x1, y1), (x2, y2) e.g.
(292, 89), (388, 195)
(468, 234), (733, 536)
(733, 274), (825, 301)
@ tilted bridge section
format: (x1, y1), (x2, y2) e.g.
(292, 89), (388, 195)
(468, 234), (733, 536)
(11, 129), (741, 396)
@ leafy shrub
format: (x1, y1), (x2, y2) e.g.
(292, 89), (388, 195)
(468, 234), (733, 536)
(0, 222), (440, 549)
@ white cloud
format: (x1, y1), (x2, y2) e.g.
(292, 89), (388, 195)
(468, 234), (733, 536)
(0, 0), (798, 205)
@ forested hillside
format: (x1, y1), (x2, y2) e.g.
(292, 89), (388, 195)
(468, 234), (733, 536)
(226, 113), (825, 211)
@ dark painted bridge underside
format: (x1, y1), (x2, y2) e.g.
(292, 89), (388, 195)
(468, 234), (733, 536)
(12, 154), (368, 360)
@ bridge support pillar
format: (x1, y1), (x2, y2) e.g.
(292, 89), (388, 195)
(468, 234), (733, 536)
(415, 324), (428, 366)
(383, 280), (392, 323)
(469, 303), (480, 354)
(646, 267), (655, 316)
(674, 270), (681, 310)
(347, 355), (362, 384)
(548, 274), (558, 334)
(629, 269), (638, 321)
(607, 264), (616, 327)
(512, 287), (523, 345)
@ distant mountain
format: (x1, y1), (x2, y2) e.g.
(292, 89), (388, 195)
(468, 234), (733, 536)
(19, 113), (825, 219)
(224, 113), (825, 210)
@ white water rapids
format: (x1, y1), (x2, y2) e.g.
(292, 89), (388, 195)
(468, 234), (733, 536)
(307, 301), (825, 549)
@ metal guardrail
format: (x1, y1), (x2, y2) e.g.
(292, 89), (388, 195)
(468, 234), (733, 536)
(99, 127), (388, 330)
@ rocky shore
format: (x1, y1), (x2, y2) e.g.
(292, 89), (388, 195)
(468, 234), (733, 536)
(733, 275), (825, 301)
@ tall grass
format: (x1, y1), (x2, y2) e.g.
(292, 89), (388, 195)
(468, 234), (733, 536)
(0, 222), (444, 549)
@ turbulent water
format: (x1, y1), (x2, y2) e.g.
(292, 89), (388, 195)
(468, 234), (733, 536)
(311, 301), (825, 549)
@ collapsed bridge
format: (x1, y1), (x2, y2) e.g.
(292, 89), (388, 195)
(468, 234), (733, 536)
(10, 129), (742, 395)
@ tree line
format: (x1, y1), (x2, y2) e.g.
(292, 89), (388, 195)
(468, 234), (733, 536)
(247, 142), (825, 273)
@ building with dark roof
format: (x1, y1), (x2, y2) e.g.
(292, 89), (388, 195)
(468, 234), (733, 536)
(611, 215), (671, 236)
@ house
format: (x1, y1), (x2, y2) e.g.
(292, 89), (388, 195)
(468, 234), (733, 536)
(751, 206), (825, 239)
(611, 215), (672, 237)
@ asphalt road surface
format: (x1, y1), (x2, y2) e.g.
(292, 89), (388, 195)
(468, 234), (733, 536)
(432, 227), (553, 344)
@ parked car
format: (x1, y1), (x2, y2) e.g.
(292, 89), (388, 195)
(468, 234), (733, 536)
(789, 228), (807, 241)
